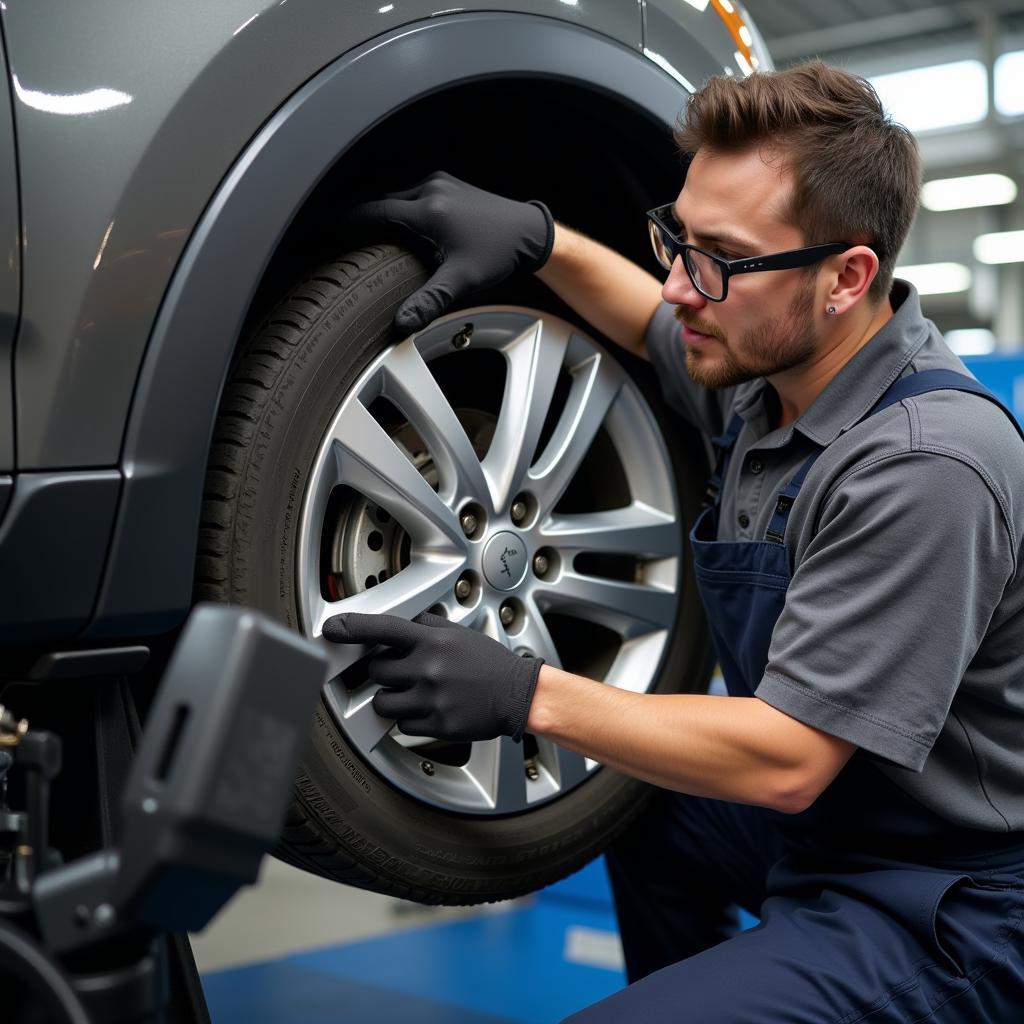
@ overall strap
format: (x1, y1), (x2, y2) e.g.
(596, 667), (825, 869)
(867, 368), (1024, 444)
(764, 369), (1023, 544)
(764, 448), (824, 543)
(705, 413), (745, 508)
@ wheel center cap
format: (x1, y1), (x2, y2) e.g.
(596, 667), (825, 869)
(482, 531), (528, 591)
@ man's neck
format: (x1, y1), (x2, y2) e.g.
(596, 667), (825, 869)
(771, 300), (894, 428)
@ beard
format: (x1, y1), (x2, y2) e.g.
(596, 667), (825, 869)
(676, 273), (819, 389)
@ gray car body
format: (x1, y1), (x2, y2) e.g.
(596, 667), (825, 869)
(0, 1), (768, 651)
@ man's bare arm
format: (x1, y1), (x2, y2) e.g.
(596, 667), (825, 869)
(535, 224), (664, 360)
(527, 665), (857, 813)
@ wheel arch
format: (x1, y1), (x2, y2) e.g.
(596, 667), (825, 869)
(84, 12), (694, 640)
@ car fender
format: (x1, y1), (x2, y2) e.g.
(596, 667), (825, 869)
(84, 13), (698, 639)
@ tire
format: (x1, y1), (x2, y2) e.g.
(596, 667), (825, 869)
(195, 243), (712, 905)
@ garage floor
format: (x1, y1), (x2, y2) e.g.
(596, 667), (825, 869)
(193, 857), (627, 1024)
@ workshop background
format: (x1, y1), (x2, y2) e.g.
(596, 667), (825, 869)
(193, 3), (1024, 1022)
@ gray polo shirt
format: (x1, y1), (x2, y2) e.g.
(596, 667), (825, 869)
(646, 281), (1024, 832)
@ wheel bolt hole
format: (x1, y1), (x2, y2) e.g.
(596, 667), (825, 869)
(455, 572), (479, 606)
(459, 502), (486, 540)
(367, 530), (384, 551)
(364, 575), (378, 589)
(510, 492), (539, 528)
(374, 508), (391, 524)
(499, 598), (525, 634)
(533, 548), (559, 580)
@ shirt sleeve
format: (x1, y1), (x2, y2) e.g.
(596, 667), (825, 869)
(756, 450), (1014, 771)
(644, 302), (732, 438)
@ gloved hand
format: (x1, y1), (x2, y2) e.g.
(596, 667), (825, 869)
(345, 171), (555, 333)
(322, 611), (544, 742)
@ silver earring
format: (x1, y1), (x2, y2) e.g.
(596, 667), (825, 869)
(827, 305), (837, 315)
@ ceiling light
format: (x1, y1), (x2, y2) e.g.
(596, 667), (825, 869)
(995, 52), (1024, 117)
(870, 61), (987, 133)
(973, 230), (1024, 265)
(895, 262), (972, 294)
(921, 173), (1017, 212)
(945, 329), (996, 356)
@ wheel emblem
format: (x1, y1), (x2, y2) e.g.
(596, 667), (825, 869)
(482, 531), (528, 590)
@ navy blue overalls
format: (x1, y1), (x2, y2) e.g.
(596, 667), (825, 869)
(570, 371), (1024, 1024)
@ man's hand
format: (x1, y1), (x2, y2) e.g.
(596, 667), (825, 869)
(323, 611), (544, 742)
(345, 171), (554, 333)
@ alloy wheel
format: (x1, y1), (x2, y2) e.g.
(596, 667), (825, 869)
(297, 308), (682, 814)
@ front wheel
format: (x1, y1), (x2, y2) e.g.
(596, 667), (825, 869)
(196, 244), (712, 904)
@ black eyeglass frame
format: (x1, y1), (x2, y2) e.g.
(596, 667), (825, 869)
(646, 204), (852, 302)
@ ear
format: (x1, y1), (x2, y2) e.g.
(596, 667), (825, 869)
(825, 246), (879, 314)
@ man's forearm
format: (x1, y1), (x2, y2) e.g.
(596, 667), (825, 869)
(534, 224), (663, 359)
(526, 665), (856, 813)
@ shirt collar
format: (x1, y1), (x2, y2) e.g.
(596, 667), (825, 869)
(736, 281), (933, 447)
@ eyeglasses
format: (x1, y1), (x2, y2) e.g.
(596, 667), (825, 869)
(646, 203), (850, 302)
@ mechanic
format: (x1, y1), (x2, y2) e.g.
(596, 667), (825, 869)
(329, 61), (1024, 1021)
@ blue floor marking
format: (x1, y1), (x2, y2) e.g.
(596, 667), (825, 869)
(202, 959), (516, 1024)
(202, 900), (625, 1024)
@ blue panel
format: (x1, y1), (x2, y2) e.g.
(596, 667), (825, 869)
(962, 354), (1024, 425)
(297, 903), (624, 1024)
(204, 901), (626, 1024)
(202, 960), (515, 1024)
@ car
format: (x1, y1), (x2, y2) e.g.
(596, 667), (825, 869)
(0, 0), (770, 904)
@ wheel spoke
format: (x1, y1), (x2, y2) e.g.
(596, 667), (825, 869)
(528, 351), (623, 510)
(319, 633), (364, 679)
(330, 683), (393, 753)
(483, 318), (570, 511)
(380, 339), (490, 508)
(310, 556), (464, 638)
(515, 597), (563, 668)
(326, 398), (464, 550)
(540, 504), (679, 557)
(463, 735), (527, 811)
(603, 632), (678, 694)
(535, 737), (591, 790)
(536, 570), (676, 638)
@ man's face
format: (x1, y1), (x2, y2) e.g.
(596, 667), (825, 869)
(663, 146), (823, 390)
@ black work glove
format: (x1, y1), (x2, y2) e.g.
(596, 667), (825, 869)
(323, 611), (544, 742)
(345, 170), (555, 333)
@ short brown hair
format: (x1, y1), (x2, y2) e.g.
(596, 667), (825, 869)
(674, 60), (921, 302)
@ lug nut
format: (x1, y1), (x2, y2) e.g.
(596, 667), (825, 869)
(460, 513), (478, 537)
(533, 554), (549, 577)
(525, 760), (540, 782)
(455, 578), (472, 601)
(499, 603), (515, 627)
(511, 500), (527, 523)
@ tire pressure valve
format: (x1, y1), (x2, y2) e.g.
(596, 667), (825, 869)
(452, 323), (474, 349)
